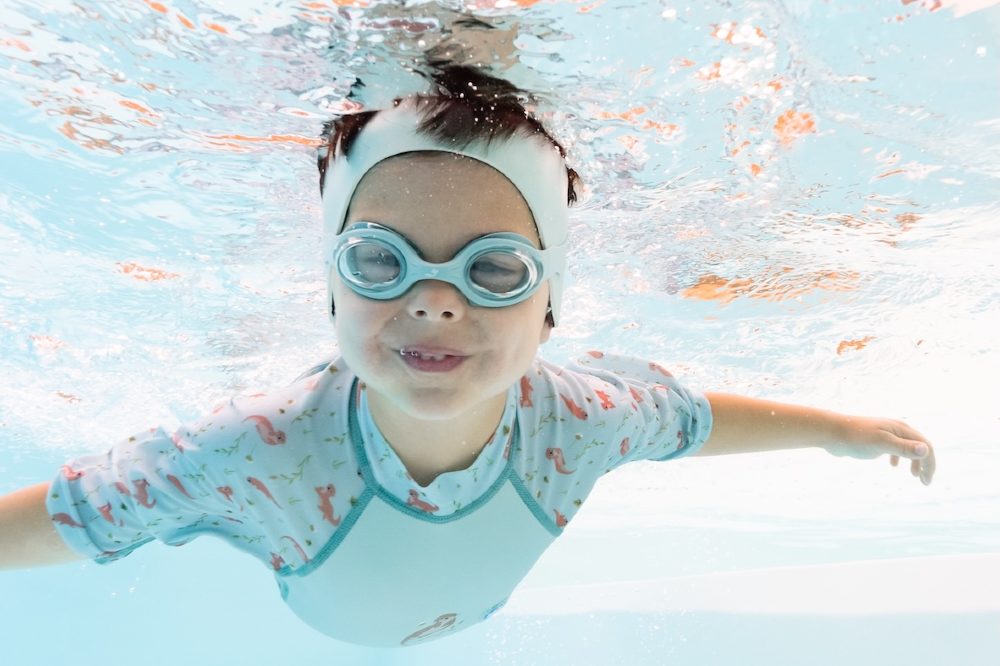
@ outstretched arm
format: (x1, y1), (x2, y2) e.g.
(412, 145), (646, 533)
(696, 393), (936, 485)
(0, 482), (86, 570)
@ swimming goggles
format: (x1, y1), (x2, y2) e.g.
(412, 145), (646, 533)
(333, 222), (563, 307)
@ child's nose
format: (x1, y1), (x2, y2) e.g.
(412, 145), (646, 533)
(405, 280), (468, 322)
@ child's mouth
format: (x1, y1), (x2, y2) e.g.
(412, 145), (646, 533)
(398, 348), (466, 373)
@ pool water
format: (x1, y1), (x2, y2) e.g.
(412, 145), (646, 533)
(2, 1), (999, 664)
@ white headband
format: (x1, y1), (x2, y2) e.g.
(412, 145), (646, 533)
(321, 98), (569, 326)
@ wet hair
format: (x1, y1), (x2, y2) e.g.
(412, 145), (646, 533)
(316, 63), (581, 207)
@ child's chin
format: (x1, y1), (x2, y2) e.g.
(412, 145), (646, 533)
(402, 394), (475, 420)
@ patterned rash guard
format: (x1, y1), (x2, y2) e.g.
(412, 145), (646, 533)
(46, 351), (713, 647)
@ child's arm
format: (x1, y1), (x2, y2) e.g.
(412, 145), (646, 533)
(0, 482), (86, 570)
(696, 393), (936, 485)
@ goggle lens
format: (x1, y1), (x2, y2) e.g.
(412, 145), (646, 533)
(468, 251), (531, 295)
(342, 241), (403, 288)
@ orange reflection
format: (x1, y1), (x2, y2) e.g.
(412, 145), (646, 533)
(696, 62), (722, 81)
(730, 140), (751, 156)
(596, 107), (679, 139)
(774, 109), (816, 146)
(119, 99), (158, 117)
(836, 336), (876, 355)
(463, 0), (541, 8)
(682, 268), (859, 304)
(61, 107), (117, 125)
(2, 38), (31, 52)
(640, 119), (679, 138)
(30, 335), (66, 352)
(59, 121), (124, 153)
(683, 275), (753, 303)
(596, 106), (647, 122)
(710, 22), (767, 45)
(896, 212), (922, 231)
(298, 11), (333, 23)
(117, 262), (180, 282)
(203, 133), (323, 149)
(901, 0), (942, 11)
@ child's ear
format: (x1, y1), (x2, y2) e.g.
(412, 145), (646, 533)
(539, 309), (553, 344)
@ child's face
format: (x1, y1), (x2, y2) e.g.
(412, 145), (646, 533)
(332, 152), (552, 422)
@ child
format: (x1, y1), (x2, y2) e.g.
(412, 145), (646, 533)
(0, 64), (935, 648)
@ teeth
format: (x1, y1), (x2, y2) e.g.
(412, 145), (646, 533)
(401, 350), (449, 361)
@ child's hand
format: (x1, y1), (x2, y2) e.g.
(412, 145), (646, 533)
(699, 393), (936, 486)
(825, 416), (936, 485)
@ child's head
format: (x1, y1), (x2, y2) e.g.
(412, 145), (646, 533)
(315, 64), (580, 421)
(317, 64), (580, 329)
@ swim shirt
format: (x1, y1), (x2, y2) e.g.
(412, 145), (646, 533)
(46, 351), (713, 646)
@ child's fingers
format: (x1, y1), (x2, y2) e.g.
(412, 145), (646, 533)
(887, 429), (930, 460)
(919, 446), (936, 485)
(901, 440), (935, 485)
(887, 428), (935, 485)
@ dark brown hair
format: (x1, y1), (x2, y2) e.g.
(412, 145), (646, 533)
(316, 63), (580, 206)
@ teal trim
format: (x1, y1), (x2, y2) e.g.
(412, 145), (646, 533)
(276, 376), (564, 579)
(650, 398), (713, 461)
(282, 486), (375, 578)
(370, 464), (506, 524)
(508, 474), (562, 538)
(94, 536), (154, 564)
(511, 390), (563, 537)
(349, 378), (522, 524)
(278, 577), (289, 601)
(277, 379), (374, 578)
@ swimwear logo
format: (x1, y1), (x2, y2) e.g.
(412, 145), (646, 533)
(400, 612), (461, 646)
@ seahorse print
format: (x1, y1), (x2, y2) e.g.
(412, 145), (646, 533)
(133, 478), (156, 508)
(545, 448), (576, 474)
(406, 489), (439, 513)
(560, 394), (588, 420)
(247, 476), (282, 508)
(243, 415), (287, 445)
(519, 376), (534, 407)
(316, 484), (341, 526)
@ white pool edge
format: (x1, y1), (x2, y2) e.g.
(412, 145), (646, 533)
(503, 552), (1000, 616)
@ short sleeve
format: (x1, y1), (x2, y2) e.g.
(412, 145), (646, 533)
(46, 416), (265, 564)
(46, 360), (362, 571)
(513, 351), (713, 529)
(565, 350), (713, 468)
